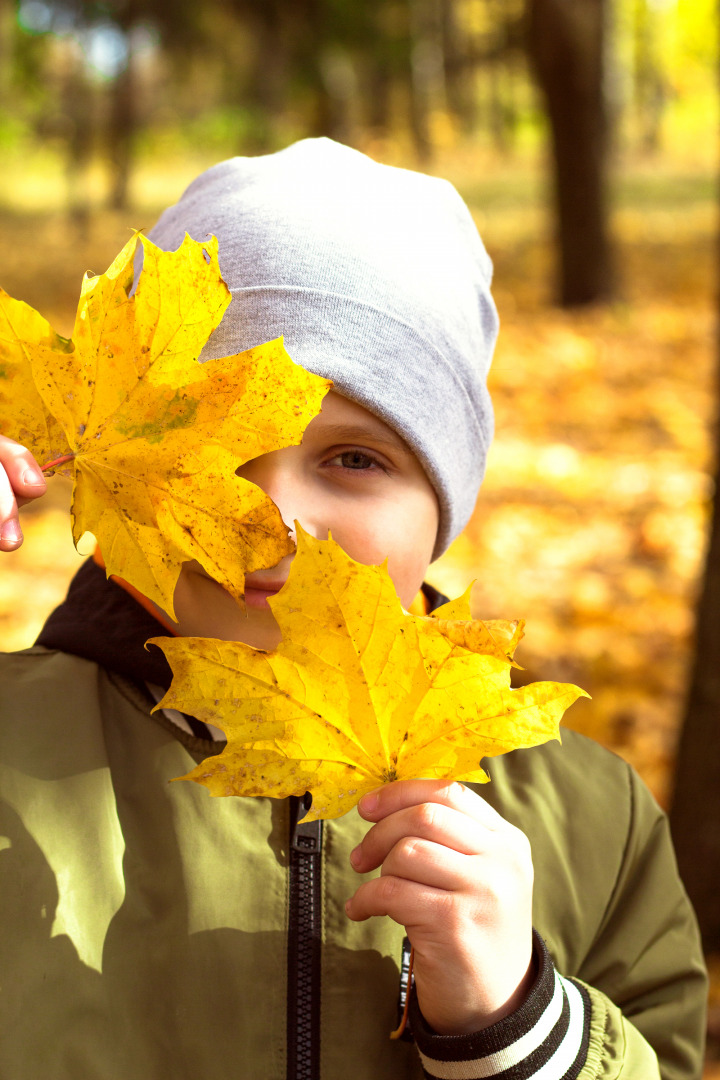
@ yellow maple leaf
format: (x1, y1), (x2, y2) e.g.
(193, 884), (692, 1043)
(0, 234), (330, 617)
(153, 527), (588, 820)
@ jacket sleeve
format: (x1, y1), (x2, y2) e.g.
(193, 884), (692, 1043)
(572, 762), (707, 1080)
(408, 762), (706, 1080)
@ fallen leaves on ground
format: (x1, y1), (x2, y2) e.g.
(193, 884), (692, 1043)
(152, 528), (587, 820)
(0, 233), (330, 617)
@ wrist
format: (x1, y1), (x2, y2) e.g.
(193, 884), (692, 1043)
(416, 947), (538, 1036)
(413, 931), (536, 1035)
(409, 932), (591, 1080)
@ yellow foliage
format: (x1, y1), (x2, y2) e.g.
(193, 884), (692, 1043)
(0, 233), (330, 618)
(153, 528), (587, 821)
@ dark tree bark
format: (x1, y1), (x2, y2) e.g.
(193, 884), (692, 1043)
(107, 50), (134, 212)
(667, 9), (720, 954)
(63, 58), (94, 229)
(670, 461), (720, 951)
(670, 216), (720, 949)
(526, 0), (614, 306)
(235, 0), (289, 151)
(365, 56), (392, 132)
(408, 0), (445, 162)
(441, 0), (476, 134)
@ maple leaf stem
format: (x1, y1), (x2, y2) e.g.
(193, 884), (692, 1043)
(389, 946), (414, 1040)
(41, 453), (75, 472)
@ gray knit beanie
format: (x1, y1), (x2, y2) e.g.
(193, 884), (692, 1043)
(148, 137), (498, 558)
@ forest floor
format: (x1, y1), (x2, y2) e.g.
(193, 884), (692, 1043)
(1, 144), (718, 1068)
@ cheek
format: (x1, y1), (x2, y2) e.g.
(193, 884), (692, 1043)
(388, 495), (439, 605)
(330, 500), (437, 608)
(386, 541), (435, 607)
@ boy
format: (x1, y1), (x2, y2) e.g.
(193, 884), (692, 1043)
(0, 138), (707, 1079)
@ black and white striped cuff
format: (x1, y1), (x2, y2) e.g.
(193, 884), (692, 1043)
(410, 931), (591, 1080)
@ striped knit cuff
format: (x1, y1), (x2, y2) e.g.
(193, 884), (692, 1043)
(410, 931), (591, 1080)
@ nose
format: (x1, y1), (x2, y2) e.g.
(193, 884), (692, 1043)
(236, 446), (326, 542)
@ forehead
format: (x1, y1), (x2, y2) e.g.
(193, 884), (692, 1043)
(304, 391), (411, 454)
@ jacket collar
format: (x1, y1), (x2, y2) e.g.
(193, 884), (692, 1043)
(36, 558), (175, 688)
(36, 558), (449, 693)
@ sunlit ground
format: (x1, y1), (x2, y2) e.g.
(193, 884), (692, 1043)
(0, 133), (718, 1067)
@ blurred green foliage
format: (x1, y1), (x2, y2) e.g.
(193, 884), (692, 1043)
(0, 0), (715, 214)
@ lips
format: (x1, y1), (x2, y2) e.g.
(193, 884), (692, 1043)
(191, 564), (287, 611)
(244, 577), (288, 610)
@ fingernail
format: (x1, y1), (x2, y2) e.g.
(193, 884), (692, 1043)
(22, 468), (45, 488)
(344, 899), (352, 916)
(349, 845), (362, 868)
(359, 792), (378, 814)
(1, 520), (23, 544)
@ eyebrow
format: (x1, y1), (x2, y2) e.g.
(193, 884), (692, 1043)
(315, 423), (413, 455)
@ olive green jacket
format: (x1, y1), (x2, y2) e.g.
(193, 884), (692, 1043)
(0, 648), (707, 1079)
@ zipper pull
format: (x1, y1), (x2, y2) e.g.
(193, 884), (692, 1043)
(290, 793), (323, 853)
(292, 819), (323, 853)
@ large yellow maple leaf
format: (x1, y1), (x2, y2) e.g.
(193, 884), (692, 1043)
(153, 528), (588, 820)
(0, 234), (330, 617)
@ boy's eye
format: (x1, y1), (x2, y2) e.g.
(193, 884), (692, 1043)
(335, 451), (376, 469)
(326, 449), (384, 471)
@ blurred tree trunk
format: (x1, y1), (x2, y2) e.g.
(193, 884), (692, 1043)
(241, 0), (288, 151)
(63, 58), (94, 229)
(107, 37), (135, 211)
(361, 0), (399, 136)
(365, 57), (391, 132)
(669, 203), (720, 950)
(526, 0), (614, 306)
(488, 60), (515, 153)
(317, 48), (355, 144)
(667, 0), (720, 954)
(441, 0), (475, 134)
(670, 460), (720, 951)
(633, 0), (665, 153)
(298, 0), (352, 142)
(0, 0), (13, 108)
(408, 0), (445, 161)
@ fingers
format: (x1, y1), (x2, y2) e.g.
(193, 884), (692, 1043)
(0, 436), (46, 551)
(346, 872), (450, 926)
(380, 836), (474, 893)
(348, 779), (533, 923)
(0, 437), (47, 501)
(358, 778), (505, 830)
(347, 826), (532, 925)
(351, 801), (489, 872)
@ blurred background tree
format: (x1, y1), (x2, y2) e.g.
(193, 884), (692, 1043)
(1, 0), (720, 1061)
(527, 0), (613, 305)
(0, 0), (711, 299)
(0, 1), (698, 227)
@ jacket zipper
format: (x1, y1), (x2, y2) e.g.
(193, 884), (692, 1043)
(287, 794), (323, 1080)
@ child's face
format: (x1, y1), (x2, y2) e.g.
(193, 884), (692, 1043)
(170, 392), (439, 649)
